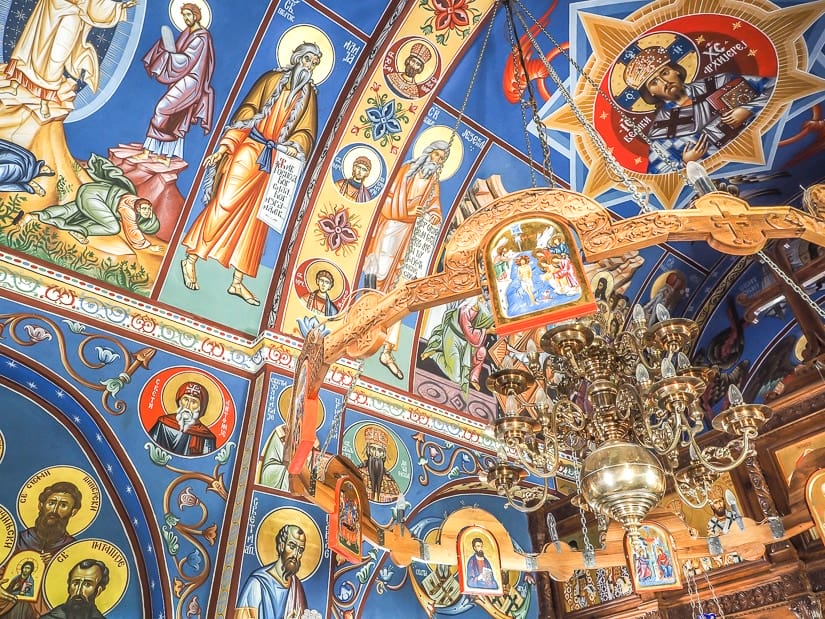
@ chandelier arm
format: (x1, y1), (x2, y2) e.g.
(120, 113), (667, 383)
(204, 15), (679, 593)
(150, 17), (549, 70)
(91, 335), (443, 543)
(502, 435), (559, 478)
(670, 471), (710, 510)
(616, 381), (645, 418)
(689, 431), (755, 474)
(614, 332), (660, 374)
(642, 407), (682, 456)
(517, 452), (560, 479)
(555, 398), (587, 432)
(503, 477), (550, 513)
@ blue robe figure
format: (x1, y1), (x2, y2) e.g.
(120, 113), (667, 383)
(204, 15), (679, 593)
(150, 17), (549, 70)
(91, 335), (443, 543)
(0, 139), (53, 195)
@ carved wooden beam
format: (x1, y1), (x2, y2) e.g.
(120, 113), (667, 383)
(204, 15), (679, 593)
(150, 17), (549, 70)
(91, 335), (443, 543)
(318, 188), (825, 369)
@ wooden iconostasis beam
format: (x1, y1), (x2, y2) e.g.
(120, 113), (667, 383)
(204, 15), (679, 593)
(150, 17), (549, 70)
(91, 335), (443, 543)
(286, 186), (825, 578)
(319, 186), (825, 368)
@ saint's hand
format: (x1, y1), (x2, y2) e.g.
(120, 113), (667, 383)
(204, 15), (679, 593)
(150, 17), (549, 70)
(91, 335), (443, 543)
(204, 146), (228, 167)
(284, 145), (299, 158)
(0, 580), (16, 604)
(149, 245), (163, 253)
(123, 0), (137, 7)
(721, 106), (752, 129)
(682, 134), (709, 163)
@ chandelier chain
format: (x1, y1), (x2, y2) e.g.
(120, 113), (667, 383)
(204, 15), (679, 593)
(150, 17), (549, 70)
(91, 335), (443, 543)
(573, 455), (596, 560)
(504, 2), (541, 188)
(757, 249), (825, 321)
(512, 0), (687, 181)
(685, 566), (704, 618)
(701, 567), (726, 618)
(510, 7), (653, 212)
(449, 0), (500, 155)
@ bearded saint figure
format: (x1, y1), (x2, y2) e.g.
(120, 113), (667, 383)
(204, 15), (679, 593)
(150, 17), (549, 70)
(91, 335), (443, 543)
(180, 42), (321, 306)
(148, 381), (217, 456)
(356, 427), (400, 503)
(236, 524), (309, 619)
(362, 140), (448, 380)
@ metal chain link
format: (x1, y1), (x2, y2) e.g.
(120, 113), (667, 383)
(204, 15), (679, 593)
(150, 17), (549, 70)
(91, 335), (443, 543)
(758, 250), (825, 321)
(512, 0), (687, 181)
(701, 567), (726, 618)
(449, 0), (500, 155)
(572, 454), (596, 566)
(504, 1), (555, 187)
(685, 565), (700, 617)
(510, 7), (653, 212)
(396, 1), (500, 285)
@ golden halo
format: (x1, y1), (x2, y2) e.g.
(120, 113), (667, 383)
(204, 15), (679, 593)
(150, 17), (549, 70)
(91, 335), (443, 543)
(610, 32), (699, 114)
(0, 504), (17, 567)
(277, 25), (335, 85)
(341, 146), (382, 187)
(352, 423), (399, 470)
(277, 385), (325, 428)
(649, 269), (684, 303)
(169, 0), (212, 31)
(255, 507), (323, 580)
(395, 38), (439, 83)
(18, 466), (101, 535)
(0, 429), (5, 464)
(44, 539), (129, 615)
(794, 335), (808, 363)
(590, 271), (614, 300)
(161, 369), (225, 427)
(459, 526), (499, 560)
(413, 125), (463, 181)
(304, 260), (346, 301)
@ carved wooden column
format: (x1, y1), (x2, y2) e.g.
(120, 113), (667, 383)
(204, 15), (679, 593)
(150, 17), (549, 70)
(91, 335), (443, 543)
(745, 455), (781, 520)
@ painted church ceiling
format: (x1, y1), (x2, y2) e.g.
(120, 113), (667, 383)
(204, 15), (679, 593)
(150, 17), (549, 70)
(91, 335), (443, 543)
(0, 0), (824, 617)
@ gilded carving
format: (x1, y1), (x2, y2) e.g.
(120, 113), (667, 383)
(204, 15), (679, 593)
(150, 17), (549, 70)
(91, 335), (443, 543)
(315, 186), (825, 367)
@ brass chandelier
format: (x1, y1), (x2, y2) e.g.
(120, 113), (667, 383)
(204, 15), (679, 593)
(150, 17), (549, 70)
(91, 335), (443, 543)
(480, 301), (772, 539)
(473, 0), (774, 540)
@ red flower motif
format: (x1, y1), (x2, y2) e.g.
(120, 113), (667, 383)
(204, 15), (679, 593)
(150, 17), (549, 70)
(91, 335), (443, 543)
(431, 0), (470, 31)
(317, 208), (358, 252)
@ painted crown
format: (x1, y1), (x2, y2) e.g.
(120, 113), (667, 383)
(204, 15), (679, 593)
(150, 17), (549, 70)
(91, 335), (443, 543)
(623, 46), (672, 90)
(364, 426), (389, 448)
(409, 42), (433, 64)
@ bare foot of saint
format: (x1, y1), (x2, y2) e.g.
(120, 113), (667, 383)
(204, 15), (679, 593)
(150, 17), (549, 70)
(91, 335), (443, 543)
(181, 258), (199, 290)
(227, 281), (260, 306)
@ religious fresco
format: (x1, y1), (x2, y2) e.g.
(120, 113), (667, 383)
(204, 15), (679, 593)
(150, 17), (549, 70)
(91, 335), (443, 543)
(160, 7), (367, 332)
(0, 386), (147, 617)
(0, 298), (250, 617)
(0, 0), (823, 617)
(543, 0), (825, 209)
(625, 523), (681, 592)
(234, 503), (327, 619)
(399, 494), (536, 619)
(341, 421), (412, 505)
